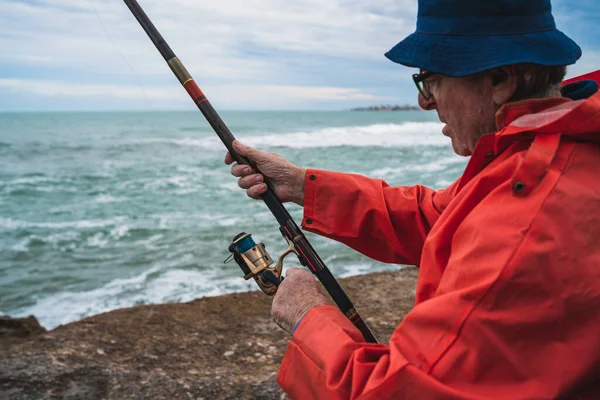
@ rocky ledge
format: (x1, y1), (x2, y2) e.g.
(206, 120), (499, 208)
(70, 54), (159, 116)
(0, 268), (418, 400)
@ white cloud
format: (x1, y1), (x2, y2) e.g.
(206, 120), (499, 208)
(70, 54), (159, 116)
(0, 78), (178, 100)
(0, 0), (416, 78)
(0, 0), (598, 110)
(0, 78), (384, 109)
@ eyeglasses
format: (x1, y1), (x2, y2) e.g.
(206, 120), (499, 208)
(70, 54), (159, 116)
(412, 71), (436, 100)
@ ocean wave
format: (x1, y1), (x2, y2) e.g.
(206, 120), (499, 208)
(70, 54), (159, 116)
(95, 194), (127, 203)
(175, 166), (226, 178)
(11, 266), (255, 329)
(32, 186), (79, 193)
(1, 174), (83, 195)
(134, 122), (447, 151)
(10, 238), (34, 252)
(154, 211), (242, 230)
(132, 137), (221, 150)
(244, 122), (447, 149)
(133, 234), (164, 250)
(3, 176), (56, 185)
(370, 156), (465, 178)
(86, 232), (109, 248)
(338, 262), (405, 278)
(434, 179), (455, 189)
(83, 226), (131, 248)
(115, 175), (197, 192)
(3, 174), (112, 191)
(6, 223), (151, 253)
(9, 259), (404, 329)
(179, 126), (202, 132)
(142, 176), (193, 192)
(8, 231), (79, 252)
(0, 216), (126, 231)
(217, 182), (242, 192)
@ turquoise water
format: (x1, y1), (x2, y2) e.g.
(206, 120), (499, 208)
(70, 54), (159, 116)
(0, 111), (466, 329)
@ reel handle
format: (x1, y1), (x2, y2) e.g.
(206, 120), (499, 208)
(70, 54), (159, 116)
(262, 270), (284, 287)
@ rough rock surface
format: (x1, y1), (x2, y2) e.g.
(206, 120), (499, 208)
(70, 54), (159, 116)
(1, 316), (47, 338)
(0, 268), (418, 399)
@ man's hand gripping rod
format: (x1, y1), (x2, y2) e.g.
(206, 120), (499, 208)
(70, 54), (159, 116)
(123, 0), (378, 343)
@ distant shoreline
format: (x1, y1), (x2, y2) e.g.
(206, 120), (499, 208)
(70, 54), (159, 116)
(350, 105), (421, 111)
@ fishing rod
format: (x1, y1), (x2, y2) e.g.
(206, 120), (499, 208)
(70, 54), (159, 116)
(122, 0), (378, 343)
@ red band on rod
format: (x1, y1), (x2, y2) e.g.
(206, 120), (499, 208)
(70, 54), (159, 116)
(183, 80), (204, 101)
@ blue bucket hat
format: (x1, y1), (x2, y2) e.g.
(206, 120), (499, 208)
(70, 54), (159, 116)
(385, 0), (582, 77)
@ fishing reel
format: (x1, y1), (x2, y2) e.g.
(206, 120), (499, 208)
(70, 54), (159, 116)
(224, 232), (298, 296)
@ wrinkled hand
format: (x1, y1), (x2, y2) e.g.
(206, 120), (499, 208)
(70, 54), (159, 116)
(271, 268), (331, 334)
(225, 141), (307, 205)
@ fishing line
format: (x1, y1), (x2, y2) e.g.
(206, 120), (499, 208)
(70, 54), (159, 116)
(85, 0), (152, 108)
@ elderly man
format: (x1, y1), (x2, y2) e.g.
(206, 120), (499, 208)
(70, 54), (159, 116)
(226, 0), (600, 398)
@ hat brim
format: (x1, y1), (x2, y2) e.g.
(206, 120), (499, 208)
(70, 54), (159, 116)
(385, 29), (582, 77)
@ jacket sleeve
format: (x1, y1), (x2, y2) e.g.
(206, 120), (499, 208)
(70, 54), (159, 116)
(301, 169), (457, 266)
(279, 178), (600, 400)
(277, 305), (474, 400)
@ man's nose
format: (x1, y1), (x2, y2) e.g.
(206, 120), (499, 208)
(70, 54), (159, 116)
(418, 92), (437, 110)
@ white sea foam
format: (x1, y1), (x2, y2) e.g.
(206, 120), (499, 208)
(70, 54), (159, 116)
(217, 182), (242, 192)
(176, 166), (228, 180)
(135, 137), (221, 150)
(134, 234), (164, 250)
(12, 266), (256, 330)
(86, 233), (109, 248)
(152, 211), (242, 230)
(147, 175), (189, 189)
(4, 176), (56, 185)
(244, 122), (447, 149)
(95, 195), (126, 203)
(8, 233), (72, 252)
(140, 122), (446, 151)
(11, 238), (31, 252)
(215, 218), (239, 227)
(110, 225), (130, 239)
(34, 186), (79, 193)
(370, 156), (465, 178)
(1, 177), (79, 194)
(7, 226), (131, 252)
(339, 263), (405, 278)
(11, 259), (402, 330)
(0, 216), (126, 231)
(434, 179), (455, 188)
(12, 266), (162, 329)
(173, 137), (220, 149)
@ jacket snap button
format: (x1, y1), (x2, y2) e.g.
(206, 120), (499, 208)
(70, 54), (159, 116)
(513, 181), (526, 193)
(309, 175), (317, 181)
(305, 218), (313, 224)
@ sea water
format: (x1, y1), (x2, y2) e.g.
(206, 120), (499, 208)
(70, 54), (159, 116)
(0, 110), (466, 329)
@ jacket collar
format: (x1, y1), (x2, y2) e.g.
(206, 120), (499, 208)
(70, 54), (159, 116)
(458, 89), (600, 192)
(495, 97), (573, 131)
(496, 79), (599, 131)
(492, 88), (600, 156)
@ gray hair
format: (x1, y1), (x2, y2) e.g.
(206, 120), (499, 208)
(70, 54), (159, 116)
(508, 64), (567, 102)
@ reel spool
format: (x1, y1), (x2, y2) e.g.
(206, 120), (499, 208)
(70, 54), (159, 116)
(224, 232), (297, 296)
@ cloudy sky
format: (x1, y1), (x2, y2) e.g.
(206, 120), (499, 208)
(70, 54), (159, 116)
(0, 0), (599, 111)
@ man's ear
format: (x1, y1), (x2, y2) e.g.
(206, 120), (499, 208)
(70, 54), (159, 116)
(491, 66), (519, 106)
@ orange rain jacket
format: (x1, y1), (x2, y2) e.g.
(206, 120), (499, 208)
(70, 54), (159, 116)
(277, 75), (600, 399)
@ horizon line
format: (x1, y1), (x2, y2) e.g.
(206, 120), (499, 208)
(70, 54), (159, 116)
(0, 108), (423, 114)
